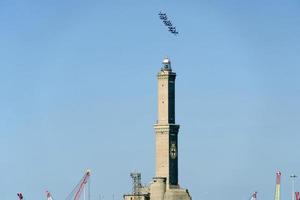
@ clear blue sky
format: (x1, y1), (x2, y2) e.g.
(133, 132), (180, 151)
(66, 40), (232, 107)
(1, 0), (300, 200)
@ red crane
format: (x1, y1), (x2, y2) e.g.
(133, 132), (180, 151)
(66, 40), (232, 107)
(46, 190), (54, 200)
(275, 171), (281, 200)
(250, 192), (257, 200)
(65, 169), (91, 200)
(74, 170), (91, 200)
(296, 192), (300, 200)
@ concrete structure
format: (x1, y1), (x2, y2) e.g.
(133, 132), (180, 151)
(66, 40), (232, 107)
(123, 58), (192, 200)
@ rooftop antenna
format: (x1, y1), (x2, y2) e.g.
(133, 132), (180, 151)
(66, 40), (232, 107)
(130, 172), (142, 195)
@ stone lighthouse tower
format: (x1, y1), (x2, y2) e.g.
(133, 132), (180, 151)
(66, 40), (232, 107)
(150, 58), (191, 200)
(123, 58), (191, 200)
(154, 57), (179, 186)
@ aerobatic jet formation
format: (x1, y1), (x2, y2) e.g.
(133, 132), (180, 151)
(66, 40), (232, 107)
(158, 11), (179, 36)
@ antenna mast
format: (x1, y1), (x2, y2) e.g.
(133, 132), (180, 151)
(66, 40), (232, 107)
(130, 172), (142, 195)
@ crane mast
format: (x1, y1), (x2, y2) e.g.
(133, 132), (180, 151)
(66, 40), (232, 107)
(74, 170), (91, 200)
(65, 169), (91, 200)
(46, 190), (54, 200)
(17, 193), (23, 200)
(275, 171), (281, 200)
(250, 192), (257, 200)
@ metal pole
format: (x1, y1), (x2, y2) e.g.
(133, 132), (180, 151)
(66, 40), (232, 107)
(84, 185), (86, 200)
(293, 179), (295, 200)
(291, 174), (297, 200)
(88, 178), (90, 200)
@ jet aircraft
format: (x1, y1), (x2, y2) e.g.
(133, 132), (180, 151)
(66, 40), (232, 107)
(163, 20), (172, 27)
(158, 11), (179, 36)
(170, 30), (179, 35)
(159, 12), (168, 20)
(168, 26), (176, 31)
(168, 26), (178, 35)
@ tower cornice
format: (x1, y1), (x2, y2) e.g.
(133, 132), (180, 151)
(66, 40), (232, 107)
(157, 72), (176, 80)
(154, 124), (180, 134)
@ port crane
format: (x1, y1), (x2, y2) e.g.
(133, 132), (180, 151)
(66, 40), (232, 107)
(275, 171), (281, 200)
(17, 193), (23, 200)
(72, 169), (91, 200)
(250, 192), (257, 200)
(47, 169), (91, 200)
(46, 191), (54, 200)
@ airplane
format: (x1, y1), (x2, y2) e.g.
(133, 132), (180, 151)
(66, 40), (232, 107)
(169, 29), (178, 33)
(170, 30), (179, 35)
(163, 20), (172, 27)
(168, 26), (176, 31)
(158, 11), (166, 16)
(158, 11), (179, 36)
(158, 12), (168, 20)
(168, 27), (179, 35)
(160, 15), (167, 20)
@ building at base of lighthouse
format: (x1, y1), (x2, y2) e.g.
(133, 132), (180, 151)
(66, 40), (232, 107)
(123, 58), (192, 200)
